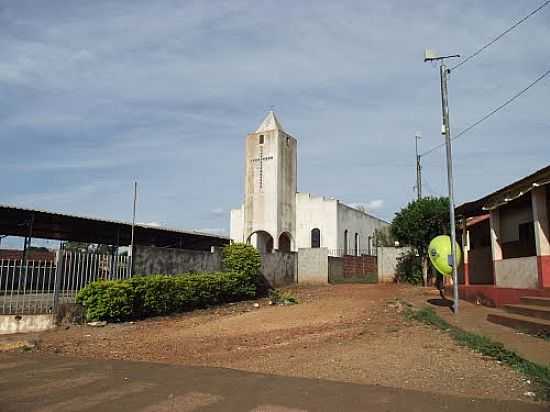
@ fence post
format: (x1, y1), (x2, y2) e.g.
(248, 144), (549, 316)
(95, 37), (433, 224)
(52, 250), (64, 313)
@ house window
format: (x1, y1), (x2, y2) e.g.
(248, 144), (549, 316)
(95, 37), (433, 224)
(344, 230), (348, 255)
(259, 134), (264, 144)
(354, 233), (359, 256)
(311, 228), (321, 248)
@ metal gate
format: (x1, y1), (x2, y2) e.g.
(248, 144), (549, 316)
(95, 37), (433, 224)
(0, 250), (130, 315)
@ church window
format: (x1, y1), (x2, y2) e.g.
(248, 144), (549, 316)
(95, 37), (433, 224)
(311, 228), (321, 248)
(354, 233), (359, 256)
(286, 136), (290, 146)
(259, 134), (264, 144)
(344, 230), (348, 255)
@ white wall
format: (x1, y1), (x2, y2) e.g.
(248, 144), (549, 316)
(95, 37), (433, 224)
(337, 203), (389, 255)
(295, 193), (338, 250)
(230, 206), (244, 243)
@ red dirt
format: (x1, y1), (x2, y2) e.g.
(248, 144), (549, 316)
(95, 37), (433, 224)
(33, 284), (537, 402)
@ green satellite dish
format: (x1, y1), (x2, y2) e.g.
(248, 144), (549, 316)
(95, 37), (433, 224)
(428, 235), (462, 276)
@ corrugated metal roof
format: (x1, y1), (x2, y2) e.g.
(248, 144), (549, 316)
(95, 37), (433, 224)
(0, 203), (229, 242)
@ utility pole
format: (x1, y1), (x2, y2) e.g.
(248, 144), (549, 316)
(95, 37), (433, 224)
(129, 181), (137, 277)
(424, 49), (460, 314)
(415, 132), (422, 200)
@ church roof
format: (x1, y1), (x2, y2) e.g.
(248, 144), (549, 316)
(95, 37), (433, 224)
(255, 111), (284, 133)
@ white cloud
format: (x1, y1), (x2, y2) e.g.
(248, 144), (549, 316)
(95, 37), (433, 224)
(210, 208), (225, 216)
(349, 200), (384, 211)
(137, 221), (162, 227)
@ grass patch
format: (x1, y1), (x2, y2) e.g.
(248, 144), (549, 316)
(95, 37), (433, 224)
(406, 306), (550, 400)
(269, 289), (299, 305)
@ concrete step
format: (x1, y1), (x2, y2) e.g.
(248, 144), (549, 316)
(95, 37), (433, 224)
(487, 312), (550, 336)
(504, 304), (550, 321)
(520, 296), (550, 307)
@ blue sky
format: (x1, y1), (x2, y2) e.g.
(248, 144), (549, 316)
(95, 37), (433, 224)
(1, 0), (549, 246)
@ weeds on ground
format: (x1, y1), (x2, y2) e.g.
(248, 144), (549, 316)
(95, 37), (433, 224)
(269, 289), (299, 305)
(405, 306), (550, 401)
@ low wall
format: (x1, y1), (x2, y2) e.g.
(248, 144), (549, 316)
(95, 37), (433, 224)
(377, 247), (411, 283)
(298, 248), (329, 284)
(328, 255), (377, 283)
(261, 251), (297, 287)
(133, 245), (223, 275)
(0, 314), (55, 335)
(494, 256), (539, 289)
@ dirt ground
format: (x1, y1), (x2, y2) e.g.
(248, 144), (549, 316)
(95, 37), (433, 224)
(32, 284), (536, 402)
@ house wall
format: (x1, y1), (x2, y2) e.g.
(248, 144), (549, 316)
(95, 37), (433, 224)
(295, 193), (338, 251)
(337, 203), (389, 255)
(494, 256), (539, 289)
(499, 196), (536, 258)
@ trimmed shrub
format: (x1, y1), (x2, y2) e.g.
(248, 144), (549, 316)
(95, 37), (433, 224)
(222, 243), (261, 280)
(77, 271), (257, 322)
(76, 280), (135, 322)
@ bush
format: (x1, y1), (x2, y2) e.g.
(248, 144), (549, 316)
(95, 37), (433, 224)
(76, 280), (135, 322)
(395, 251), (423, 285)
(77, 271), (257, 322)
(223, 243), (262, 280)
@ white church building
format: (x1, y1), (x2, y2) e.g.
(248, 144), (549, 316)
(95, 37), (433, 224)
(230, 112), (389, 256)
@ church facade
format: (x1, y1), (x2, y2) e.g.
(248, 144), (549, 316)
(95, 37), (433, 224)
(230, 112), (389, 256)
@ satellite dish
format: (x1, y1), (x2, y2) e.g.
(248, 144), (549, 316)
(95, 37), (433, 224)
(428, 235), (462, 276)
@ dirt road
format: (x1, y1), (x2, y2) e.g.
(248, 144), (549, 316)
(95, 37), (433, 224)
(1, 352), (546, 412)
(30, 284), (539, 403)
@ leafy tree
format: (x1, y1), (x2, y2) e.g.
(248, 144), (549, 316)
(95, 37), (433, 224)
(374, 226), (395, 247)
(391, 197), (450, 286)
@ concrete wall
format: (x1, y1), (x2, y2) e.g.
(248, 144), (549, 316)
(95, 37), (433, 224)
(0, 314), (55, 335)
(295, 193), (339, 250)
(494, 256), (539, 289)
(297, 248), (329, 284)
(337, 203), (389, 255)
(133, 246), (223, 275)
(377, 247), (412, 283)
(261, 251), (297, 287)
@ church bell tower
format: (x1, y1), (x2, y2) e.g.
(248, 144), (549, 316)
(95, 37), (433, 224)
(242, 111), (297, 253)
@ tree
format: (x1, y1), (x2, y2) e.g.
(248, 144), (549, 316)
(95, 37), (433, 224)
(391, 197), (450, 286)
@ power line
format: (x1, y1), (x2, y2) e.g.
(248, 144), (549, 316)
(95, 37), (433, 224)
(421, 66), (550, 157)
(451, 0), (550, 71)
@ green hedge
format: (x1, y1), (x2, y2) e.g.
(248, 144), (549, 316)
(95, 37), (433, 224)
(77, 271), (256, 322)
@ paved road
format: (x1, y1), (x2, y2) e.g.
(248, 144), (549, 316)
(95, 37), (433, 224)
(0, 352), (546, 412)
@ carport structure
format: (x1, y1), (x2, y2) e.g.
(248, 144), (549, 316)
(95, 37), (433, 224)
(0, 204), (229, 252)
(0, 204), (229, 317)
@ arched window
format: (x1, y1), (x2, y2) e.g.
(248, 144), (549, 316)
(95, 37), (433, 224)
(311, 228), (321, 248)
(354, 233), (359, 256)
(278, 232), (291, 253)
(344, 230), (348, 256)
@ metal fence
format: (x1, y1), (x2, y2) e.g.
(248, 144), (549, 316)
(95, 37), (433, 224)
(0, 250), (130, 315)
(328, 248), (377, 257)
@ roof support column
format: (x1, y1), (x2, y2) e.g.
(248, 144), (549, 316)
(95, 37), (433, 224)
(489, 209), (501, 286)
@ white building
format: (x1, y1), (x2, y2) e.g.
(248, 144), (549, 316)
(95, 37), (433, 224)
(230, 112), (389, 256)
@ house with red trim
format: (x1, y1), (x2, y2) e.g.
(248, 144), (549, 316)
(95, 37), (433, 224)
(456, 165), (550, 307)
